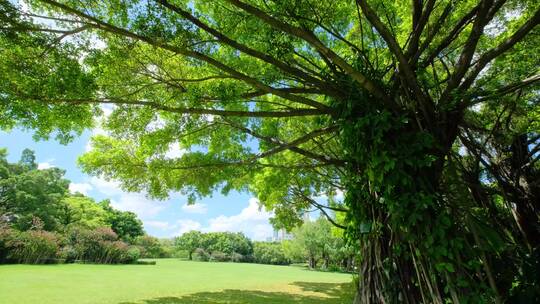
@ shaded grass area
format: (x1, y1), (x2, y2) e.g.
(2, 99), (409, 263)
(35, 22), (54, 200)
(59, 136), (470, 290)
(0, 259), (353, 304)
(120, 282), (353, 304)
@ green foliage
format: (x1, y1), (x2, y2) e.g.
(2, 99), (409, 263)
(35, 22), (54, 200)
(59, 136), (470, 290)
(176, 231), (253, 262)
(174, 230), (203, 260)
(209, 251), (230, 262)
(60, 195), (108, 229)
(192, 247), (210, 262)
(65, 226), (139, 264)
(134, 235), (170, 258)
(0, 149), (70, 231)
(0, 0), (96, 143)
(0, 148), (146, 264)
(4, 229), (60, 264)
(289, 218), (352, 270)
(253, 242), (289, 265)
(98, 200), (144, 241)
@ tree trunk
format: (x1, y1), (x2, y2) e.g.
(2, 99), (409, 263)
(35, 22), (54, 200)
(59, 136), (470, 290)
(308, 255), (317, 269)
(347, 149), (455, 303)
(508, 134), (540, 249)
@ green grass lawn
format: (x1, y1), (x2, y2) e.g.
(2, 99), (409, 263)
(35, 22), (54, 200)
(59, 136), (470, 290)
(0, 259), (354, 304)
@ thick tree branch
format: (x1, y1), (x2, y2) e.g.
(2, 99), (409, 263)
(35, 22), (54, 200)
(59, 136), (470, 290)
(155, 0), (341, 98)
(31, 96), (328, 118)
(357, 0), (433, 123)
(221, 119), (346, 165)
(225, 0), (393, 108)
(469, 74), (540, 105)
(38, 0), (332, 112)
(421, 4), (481, 68)
(459, 8), (540, 93)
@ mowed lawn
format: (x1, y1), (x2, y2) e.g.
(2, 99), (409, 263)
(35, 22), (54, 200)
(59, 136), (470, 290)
(0, 259), (354, 304)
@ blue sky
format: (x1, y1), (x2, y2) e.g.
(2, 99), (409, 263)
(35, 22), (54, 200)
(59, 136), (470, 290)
(0, 128), (275, 240)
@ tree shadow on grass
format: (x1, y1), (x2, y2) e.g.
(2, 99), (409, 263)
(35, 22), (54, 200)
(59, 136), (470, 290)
(119, 282), (354, 304)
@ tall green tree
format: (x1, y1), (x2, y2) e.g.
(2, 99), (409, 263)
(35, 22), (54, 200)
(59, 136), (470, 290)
(175, 230), (203, 260)
(99, 199), (144, 241)
(1, 0), (539, 302)
(0, 149), (70, 231)
(59, 194), (108, 229)
(292, 217), (336, 269)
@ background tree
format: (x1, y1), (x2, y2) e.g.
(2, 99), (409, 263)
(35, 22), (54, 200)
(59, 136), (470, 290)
(1, 0), (539, 302)
(175, 230), (203, 260)
(134, 235), (169, 258)
(291, 218), (338, 269)
(252, 242), (289, 265)
(0, 149), (69, 231)
(59, 194), (108, 229)
(99, 200), (144, 241)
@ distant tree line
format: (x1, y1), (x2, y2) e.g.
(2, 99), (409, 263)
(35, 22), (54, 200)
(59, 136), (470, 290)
(0, 148), (164, 264)
(175, 218), (356, 272)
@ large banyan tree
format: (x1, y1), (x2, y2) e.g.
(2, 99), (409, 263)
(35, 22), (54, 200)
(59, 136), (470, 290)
(1, 0), (539, 302)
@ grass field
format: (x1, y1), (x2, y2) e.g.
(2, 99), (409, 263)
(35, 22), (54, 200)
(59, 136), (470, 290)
(0, 259), (354, 304)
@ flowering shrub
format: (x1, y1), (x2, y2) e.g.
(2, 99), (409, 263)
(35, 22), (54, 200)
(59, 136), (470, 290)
(6, 230), (60, 264)
(66, 227), (138, 264)
(0, 225), (13, 262)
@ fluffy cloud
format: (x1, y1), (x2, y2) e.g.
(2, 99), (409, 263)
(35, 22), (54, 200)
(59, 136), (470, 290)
(176, 219), (202, 235)
(110, 193), (168, 220)
(37, 162), (55, 170)
(69, 182), (93, 195)
(164, 142), (186, 159)
(88, 177), (169, 220)
(181, 203), (208, 214)
(89, 176), (123, 196)
(204, 198), (273, 241)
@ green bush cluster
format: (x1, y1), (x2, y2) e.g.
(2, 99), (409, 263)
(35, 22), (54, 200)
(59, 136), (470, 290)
(253, 242), (289, 265)
(2, 228), (60, 264)
(64, 227), (140, 264)
(0, 225), (140, 264)
(0, 149), (153, 265)
(176, 231), (254, 263)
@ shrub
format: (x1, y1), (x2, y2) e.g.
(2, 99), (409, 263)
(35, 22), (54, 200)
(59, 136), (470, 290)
(0, 225), (13, 263)
(230, 252), (245, 263)
(171, 249), (189, 259)
(209, 251), (230, 262)
(134, 235), (168, 258)
(253, 242), (290, 265)
(6, 230), (60, 264)
(66, 227), (138, 264)
(123, 246), (141, 264)
(193, 248), (209, 261)
(58, 245), (77, 263)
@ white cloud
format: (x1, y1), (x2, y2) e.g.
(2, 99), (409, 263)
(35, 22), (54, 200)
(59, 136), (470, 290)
(87, 177), (169, 220)
(37, 162), (55, 170)
(335, 189), (344, 200)
(100, 104), (115, 118)
(69, 182), (93, 195)
(89, 176), (123, 196)
(176, 219), (202, 235)
(181, 203), (208, 214)
(204, 198), (274, 241)
(164, 142), (186, 159)
(110, 193), (168, 220)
